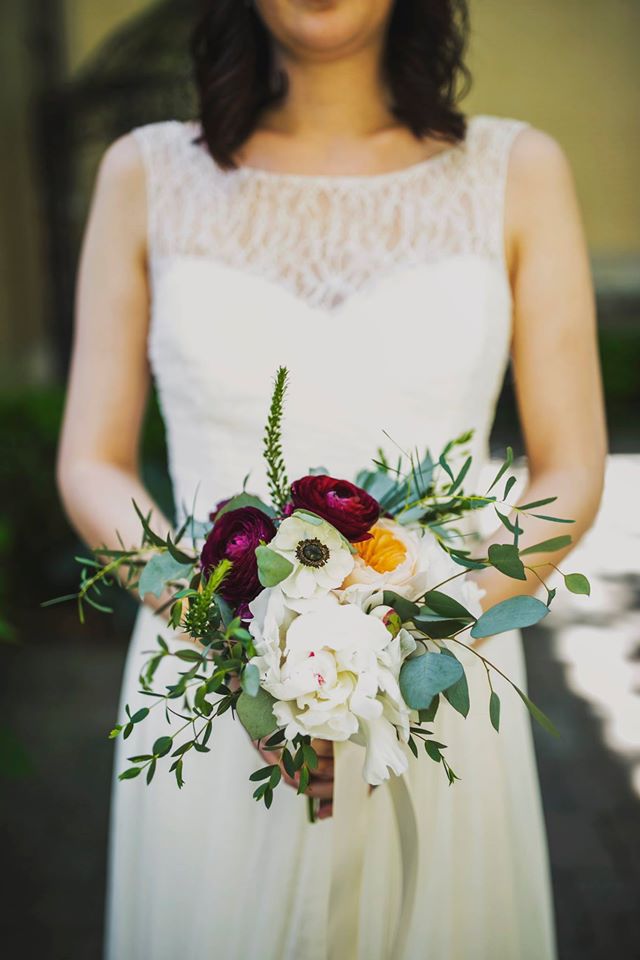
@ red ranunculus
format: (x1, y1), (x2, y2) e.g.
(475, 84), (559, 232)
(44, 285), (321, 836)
(200, 506), (276, 604)
(289, 475), (380, 542)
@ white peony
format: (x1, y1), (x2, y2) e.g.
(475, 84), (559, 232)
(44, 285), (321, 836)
(250, 599), (412, 785)
(268, 513), (354, 600)
(341, 518), (421, 590)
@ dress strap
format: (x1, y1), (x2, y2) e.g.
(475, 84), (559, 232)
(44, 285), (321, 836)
(463, 115), (530, 270)
(130, 120), (199, 263)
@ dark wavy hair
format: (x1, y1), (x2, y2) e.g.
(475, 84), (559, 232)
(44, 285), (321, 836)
(190, 0), (471, 169)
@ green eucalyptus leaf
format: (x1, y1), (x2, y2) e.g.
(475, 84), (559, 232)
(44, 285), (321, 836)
(215, 596), (235, 628)
(256, 546), (294, 588)
(470, 595), (549, 639)
(396, 504), (427, 525)
(415, 607), (456, 623)
(119, 766), (142, 780)
(448, 455), (472, 494)
(418, 695), (440, 723)
(517, 496), (557, 511)
(153, 736), (173, 757)
(520, 535), (572, 556)
(438, 453), (455, 482)
(291, 509), (324, 526)
(449, 553), (488, 570)
(186, 518), (211, 540)
(237, 688), (278, 740)
(503, 474), (518, 500)
(467, 496), (497, 510)
(249, 765), (274, 782)
(422, 590), (474, 621)
(130, 707), (149, 724)
(514, 687), (559, 737)
(564, 572), (591, 596)
(242, 663), (260, 697)
(302, 744), (318, 770)
(139, 552), (191, 600)
(425, 741), (443, 763)
(530, 513), (574, 524)
(485, 447), (513, 493)
(414, 617), (469, 639)
(215, 493), (276, 520)
(489, 691), (501, 732)
(132, 499), (166, 547)
(440, 648), (470, 717)
(269, 766), (282, 789)
(282, 748), (296, 779)
(165, 534), (194, 565)
(399, 652), (464, 710)
(495, 509), (523, 537)
(487, 543), (526, 581)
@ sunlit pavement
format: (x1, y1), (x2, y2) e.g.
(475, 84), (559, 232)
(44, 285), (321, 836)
(540, 455), (640, 796)
(480, 454), (640, 959)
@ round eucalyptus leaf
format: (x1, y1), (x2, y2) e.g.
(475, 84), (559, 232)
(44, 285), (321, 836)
(399, 652), (464, 710)
(470, 595), (549, 639)
(256, 546), (294, 588)
(237, 688), (278, 740)
(564, 572), (591, 596)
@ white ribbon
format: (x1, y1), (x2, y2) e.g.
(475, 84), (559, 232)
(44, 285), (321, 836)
(328, 741), (418, 960)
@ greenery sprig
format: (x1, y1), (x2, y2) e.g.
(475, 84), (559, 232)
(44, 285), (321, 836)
(263, 366), (290, 514)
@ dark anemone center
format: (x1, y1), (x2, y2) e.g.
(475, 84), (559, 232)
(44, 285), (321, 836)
(295, 538), (330, 568)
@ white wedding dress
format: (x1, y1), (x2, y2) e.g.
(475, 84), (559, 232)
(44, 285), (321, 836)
(105, 115), (557, 960)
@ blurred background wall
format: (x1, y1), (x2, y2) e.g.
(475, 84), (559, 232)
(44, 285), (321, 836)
(2, 0), (639, 391)
(1, 2), (638, 958)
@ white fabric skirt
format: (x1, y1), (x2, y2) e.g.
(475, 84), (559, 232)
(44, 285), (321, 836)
(105, 603), (556, 960)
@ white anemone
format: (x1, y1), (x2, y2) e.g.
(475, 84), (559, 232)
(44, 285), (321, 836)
(269, 514), (354, 600)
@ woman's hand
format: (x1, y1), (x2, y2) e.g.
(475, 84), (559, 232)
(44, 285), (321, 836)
(254, 737), (335, 819)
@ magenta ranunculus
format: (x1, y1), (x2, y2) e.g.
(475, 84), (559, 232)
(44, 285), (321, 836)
(200, 507), (276, 604)
(289, 475), (380, 542)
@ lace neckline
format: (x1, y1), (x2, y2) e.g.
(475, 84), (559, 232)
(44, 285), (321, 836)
(184, 118), (477, 187)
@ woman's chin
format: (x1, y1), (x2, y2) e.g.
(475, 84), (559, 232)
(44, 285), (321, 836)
(272, 0), (385, 58)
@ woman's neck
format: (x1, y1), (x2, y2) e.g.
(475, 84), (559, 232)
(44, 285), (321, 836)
(262, 44), (396, 141)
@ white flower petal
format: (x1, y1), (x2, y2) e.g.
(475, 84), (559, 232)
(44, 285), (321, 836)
(354, 714), (410, 786)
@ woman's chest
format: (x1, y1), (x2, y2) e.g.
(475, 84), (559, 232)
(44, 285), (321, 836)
(149, 252), (512, 408)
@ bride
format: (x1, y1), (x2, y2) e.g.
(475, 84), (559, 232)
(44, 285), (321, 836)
(57, 1), (606, 957)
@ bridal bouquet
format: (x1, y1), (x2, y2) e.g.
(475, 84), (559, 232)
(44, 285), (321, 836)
(54, 368), (590, 817)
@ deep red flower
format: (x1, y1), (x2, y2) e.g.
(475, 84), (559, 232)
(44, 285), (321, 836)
(289, 475), (380, 542)
(200, 507), (276, 604)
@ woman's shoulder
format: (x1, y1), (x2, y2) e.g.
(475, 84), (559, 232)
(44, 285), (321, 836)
(126, 118), (201, 165)
(466, 113), (568, 172)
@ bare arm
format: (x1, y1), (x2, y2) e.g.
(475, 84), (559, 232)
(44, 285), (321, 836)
(471, 129), (608, 617)
(57, 134), (172, 614)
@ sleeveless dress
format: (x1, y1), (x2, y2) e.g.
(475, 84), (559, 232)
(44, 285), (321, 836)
(105, 115), (557, 960)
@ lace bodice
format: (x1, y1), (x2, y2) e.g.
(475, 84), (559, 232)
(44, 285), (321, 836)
(132, 115), (527, 522)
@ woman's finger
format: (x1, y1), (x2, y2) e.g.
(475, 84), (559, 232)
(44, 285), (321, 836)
(303, 778), (334, 800)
